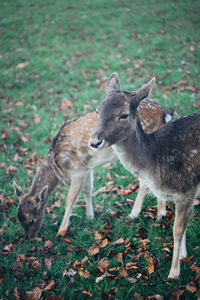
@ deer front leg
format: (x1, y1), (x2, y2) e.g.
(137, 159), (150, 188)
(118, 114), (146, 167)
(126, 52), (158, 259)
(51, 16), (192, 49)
(129, 179), (147, 218)
(58, 173), (86, 234)
(83, 170), (94, 220)
(157, 198), (166, 219)
(168, 198), (193, 279)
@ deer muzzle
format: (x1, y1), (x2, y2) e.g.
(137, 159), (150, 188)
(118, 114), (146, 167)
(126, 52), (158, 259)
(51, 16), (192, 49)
(89, 135), (104, 149)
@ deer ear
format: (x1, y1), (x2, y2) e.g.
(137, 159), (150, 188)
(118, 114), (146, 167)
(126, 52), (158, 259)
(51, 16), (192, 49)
(135, 77), (156, 104)
(38, 186), (48, 204)
(105, 73), (120, 93)
(13, 181), (24, 197)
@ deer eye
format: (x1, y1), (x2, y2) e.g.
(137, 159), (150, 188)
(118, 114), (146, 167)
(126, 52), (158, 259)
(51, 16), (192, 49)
(29, 220), (34, 226)
(119, 114), (129, 120)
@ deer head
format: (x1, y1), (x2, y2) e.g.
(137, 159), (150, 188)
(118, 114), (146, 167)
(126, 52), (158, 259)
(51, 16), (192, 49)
(13, 181), (48, 238)
(90, 73), (155, 149)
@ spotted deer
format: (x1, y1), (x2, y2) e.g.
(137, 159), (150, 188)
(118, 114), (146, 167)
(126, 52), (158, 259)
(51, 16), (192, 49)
(13, 97), (171, 239)
(90, 73), (200, 279)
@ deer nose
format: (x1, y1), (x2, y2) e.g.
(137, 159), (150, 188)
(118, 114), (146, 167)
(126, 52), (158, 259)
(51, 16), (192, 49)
(89, 136), (103, 149)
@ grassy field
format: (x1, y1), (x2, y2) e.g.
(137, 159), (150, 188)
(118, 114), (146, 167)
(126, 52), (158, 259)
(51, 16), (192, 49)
(0, 0), (200, 299)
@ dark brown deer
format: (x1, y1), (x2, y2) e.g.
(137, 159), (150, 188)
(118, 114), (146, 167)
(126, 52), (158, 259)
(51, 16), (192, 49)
(13, 98), (170, 239)
(90, 73), (200, 278)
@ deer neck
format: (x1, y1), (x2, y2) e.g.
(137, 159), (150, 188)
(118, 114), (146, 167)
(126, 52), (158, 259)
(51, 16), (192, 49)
(29, 152), (59, 198)
(112, 115), (158, 178)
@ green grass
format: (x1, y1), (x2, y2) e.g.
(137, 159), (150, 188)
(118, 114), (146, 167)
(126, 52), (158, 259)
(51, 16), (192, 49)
(0, 0), (200, 299)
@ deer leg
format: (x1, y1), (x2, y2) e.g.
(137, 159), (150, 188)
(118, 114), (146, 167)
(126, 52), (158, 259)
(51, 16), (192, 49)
(180, 229), (187, 259)
(129, 179), (147, 219)
(83, 170), (94, 220)
(58, 173), (86, 234)
(168, 197), (194, 279)
(157, 199), (166, 219)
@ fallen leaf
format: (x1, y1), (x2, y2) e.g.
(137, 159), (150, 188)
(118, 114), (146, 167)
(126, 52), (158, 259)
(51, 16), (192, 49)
(88, 245), (99, 256)
(14, 287), (20, 300)
(16, 62), (29, 69)
(116, 252), (123, 265)
(147, 261), (154, 275)
(125, 262), (138, 270)
(185, 283), (197, 293)
(44, 137), (52, 143)
(73, 260), (81, 268)
(127, 277), (137, 283)
(5, 166), (17, 174)
(100, 238), (108, 248)
(32, 114), (40, 124)
(25, 287), (42, 300)
(57, 230), (67, 236)
(97, 259), (109, 273)
(95, 273), (106, 283)
(57, 99), (73, 109)
(81, 257), (88, 264)
(78, 269), (90, 278)
(4, 199), (15, 209)
(45, 280), (55, 291)
(32, 260), (41, 270)
(93, 186), (107, 196)
(120, 268), (127, 278)
(44, 240), (53, 249)
(112, 237), (124, 245)
(21, 135), (29, 143)
(171, 289), (184, 300)
(94, 231), (102, 241)
(44, 257), (52, 269)
(82, 289), (92, 297)
(63, 269), (77, 277)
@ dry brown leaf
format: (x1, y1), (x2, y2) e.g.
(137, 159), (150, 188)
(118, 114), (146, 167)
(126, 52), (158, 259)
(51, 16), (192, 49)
(82, 289), (92, 297)
(97, 259), (109, 273)
(109, 267), (120, 272)
(94, 231), (102, 241)
(127, 277), (137, 283)
(78, 269), (90, 278)
(88, 245), (99, 256)
(44, 240), (53, 249)
(93, 186), (107, 196)
(106, 172), (112, 181)
(112, 237), (124, 245)
(185, 284), (197, 293)
(5, 166), (17, 174)
(16, 62), (29, 69)
(100, 238), (108, 248)
(125, 262), (138, 270)
(32, 260), (41, 270)
(116, 252), (123, 265)
(31, 114), (40, 124)
(44, 137), (52, 143)
(120, 268), (127, 278)
(95, 273), (106, 283)
(57, 230), (67, 236)
(81, 257), (88, 264)
(44, 257), (52, 269)
(147, 261), (154, 275)
(45, 280), (55, 291)
(21, 135), (29, 143)
(57, 99), (73, 109)
(73, 260), (81, 268)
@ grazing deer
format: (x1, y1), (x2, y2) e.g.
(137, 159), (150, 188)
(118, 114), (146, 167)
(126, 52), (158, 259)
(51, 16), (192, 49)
(13, 98), (171, 239)
(89, 73), (200, 279)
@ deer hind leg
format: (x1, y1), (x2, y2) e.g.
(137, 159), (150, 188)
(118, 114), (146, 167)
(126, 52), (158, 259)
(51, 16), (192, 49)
(83, 170), (94, 220)
(168, 196), (194, 279)
(57, 173), (86, 234)
(129, 179), (147, 218)
(157, 199), (166, 219)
